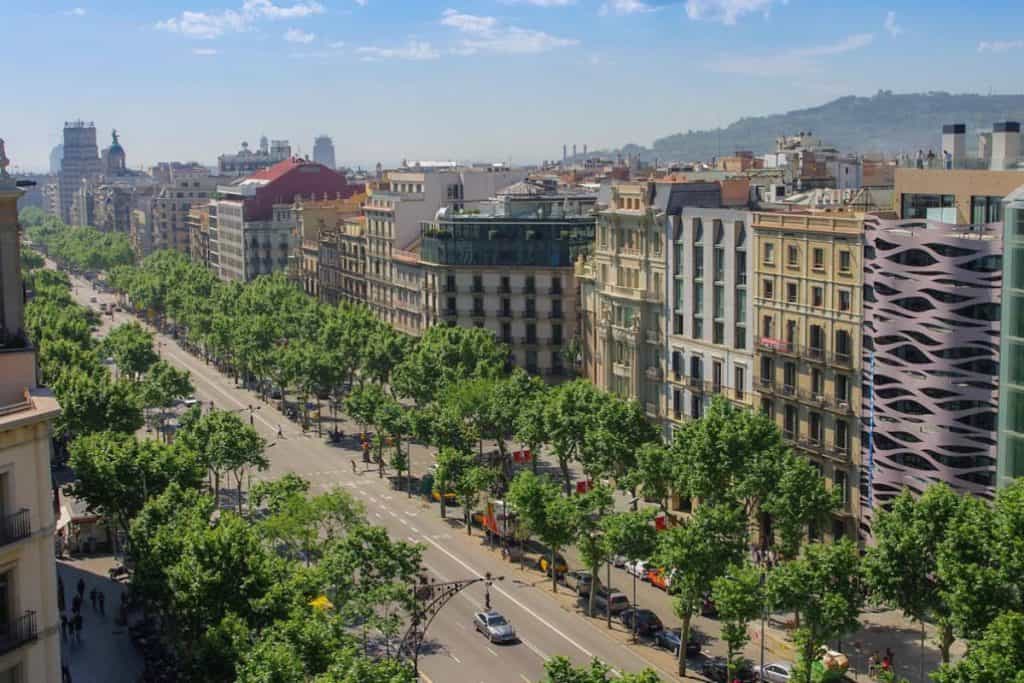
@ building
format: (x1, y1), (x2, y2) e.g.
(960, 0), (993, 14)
(665, 208), (755, 434)
(0, 153), (63, 683)
(47, 146), (62, 175)
(895, 166), (1024, 224)
(863, 214), (1004, 524)
(362, 165), (526, 326)
(313, 135), (336, 170)
(999, 185), (1024, 488)
(69, 178), (94, 227)
(217, 137), (290, 176)
(578, 180), (720, 416)
(92, 183), (135, 234)
(418, 180), (596, 373)
(100, 130), (126, 177)
(209, 158), (360, 282)
(293, 194), (366, 298)
(753, 211), (863, 541)
(56, 121), (101, 223)
(144, 168), (220, 256)
(318, 217), (366, 307)
(392, 248), (426, 337)
(187, 203), (211, 267)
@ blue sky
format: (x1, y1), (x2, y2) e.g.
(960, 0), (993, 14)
(2, 0), (1023, 172)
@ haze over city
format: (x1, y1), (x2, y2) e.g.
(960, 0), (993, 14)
(4, 0), (1024, 171)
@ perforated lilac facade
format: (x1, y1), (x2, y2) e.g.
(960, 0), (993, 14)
(862, 216), (1002, 531)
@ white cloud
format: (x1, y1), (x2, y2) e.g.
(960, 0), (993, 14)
(883, 11), (903, 36)
(357, 41), (440, 61)
(284, 27), (315, 43)
(156, 1), (323, 39)
(329, 40), (346, 48)
(710, 32), (873, 74)
(354, 0), (368, 5)
(64, 7), (86, 16)
(599, 0), (652, 15)
(518, 0), (574, 5)
(441, 9), (498, 34)
(685, 0), (783, 25)
(978, 40), (1024, 53)
(440, 9), (578, 55)
(192, 47), (219, 55)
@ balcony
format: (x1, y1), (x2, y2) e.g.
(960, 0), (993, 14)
(521, 310), (538, 320)
(520, 337), (539, 346)
(443, 309), (457, 318)
(612, 362), (631, 378)
(551, 338), (563, 347)
(471, 308), (486, 319)
(548, 286), (563, 296)
(644, 402), (659, 418)
(498, 283), (511, 294)
(522, 285), (536, 295)
(548, 311), (563, 320)
(0, 611), (38, 656)
(0, 509), (31, 548)
(687, 376), (704, 391)
(498, 309), (513, 319)
(644, 328), (661, 345)
(645, 366), (663, 381)
(471, 283), (485, 294)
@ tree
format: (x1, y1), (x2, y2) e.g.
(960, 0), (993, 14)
(602, 510), (658, 635)
(862, 484), (960, 665)
(712, 563), (764, 682)
(762, 452), (839, 560)
(345, 383), (388, 446)
(250, 473), (311, 515)
(68, 432), (204, 546)
(992, 479), (1024, 612)
(541, 380), (603, 492)
(581, 395), (658, 495)
(540, 657), (661, 683)
(103, 321), (157, 381)
(766, 539), (863, 683)
(932, 611), (1024, 683)
(508, 471), (576, 593)
(392, 325), (507, 405)
(654, 503), (747, 676)
(139, 360), (194, 441)
(455, 465), (497, 535)
(627, 443), (675, 514)
(433, 447), (472, 520)
(575, 485), (614, 618)
(53, 368), (143, 438)
(176, 410), (268, 509)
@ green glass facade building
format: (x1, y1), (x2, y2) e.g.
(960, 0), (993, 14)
(998, 184), (1024, 487)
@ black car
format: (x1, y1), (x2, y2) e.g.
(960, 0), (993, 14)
(619, 608), (663, 636)
(700, 657), (756, 683)
(653, 628), (702, 658)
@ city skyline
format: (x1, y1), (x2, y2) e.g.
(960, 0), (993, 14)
(3, 0), (1024, 171)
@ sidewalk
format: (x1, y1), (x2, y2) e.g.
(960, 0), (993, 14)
(58, 556), (143, 683)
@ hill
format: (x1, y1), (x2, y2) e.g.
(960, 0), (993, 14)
(602, 92), (1024, 163)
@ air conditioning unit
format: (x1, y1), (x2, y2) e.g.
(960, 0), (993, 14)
(838, 401), (849, 410)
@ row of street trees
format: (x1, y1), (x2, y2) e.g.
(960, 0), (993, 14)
(22, 207), (134, 272)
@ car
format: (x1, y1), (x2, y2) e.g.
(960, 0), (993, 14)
(701, 657), (757, 683)
(563, 570), (600, 596)
(89, 296), (97, 303)
(431, 489), (458, 504)
(611, 555), (627, 568)
(537, 554), (568, 577)
(653, 628), (702, 658)
(473, 610), (516, 643)
(182, 397), (199, 407)
(754, 662), (793, 683)
(619, 608), (663, 636)
(269, 387), (283, 400)
(624, 559), (650, 580)
(647, 568), (672, 591)
(593, 586), (630, 615)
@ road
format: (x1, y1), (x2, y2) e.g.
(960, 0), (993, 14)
(66, 273), (708, 683)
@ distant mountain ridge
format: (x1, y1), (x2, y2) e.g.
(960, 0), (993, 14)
(602, 92), (1024, 163)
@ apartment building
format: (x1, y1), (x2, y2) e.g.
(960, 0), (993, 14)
(999, 185), (1024, 489)
(419, 181), (595, 375)
(208, 158), (360, 282)
(0, 169), (62, 683)
(665, 208), (755, 432)
(293, 194), (366, 298)
(146, 168), (220, 256)
(318, 217), (367, 307)
(578, 180), (720, 416)
(392, 248), (425, 337)
(56, 121), (100, 223)
(752, 211), (863, 541)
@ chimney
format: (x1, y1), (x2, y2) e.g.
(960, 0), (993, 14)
(991, 122), (1021, 170)
(941, 124), (965, 168)
(583, 144), (588, 156)
(562, 145), (567, 163)
(572, 144), (577, 158)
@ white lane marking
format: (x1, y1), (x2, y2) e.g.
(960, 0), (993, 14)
(487, 647), (498, 657)
(421, 535), (599, 661)
(406, 511), (418, 516)
(451, 655), (462, 664)
(400, 519), (409, 526)
(369, 496), (378, 503)
(411, 527), (420, 534)
(388, 511), (398, 518)
(374, 512), (382, 519)
(455, 622), (466, 631)
(521, 676), (531, 683)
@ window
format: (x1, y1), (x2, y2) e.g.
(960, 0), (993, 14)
(786, 282), (798, 303)
(784, 405), (797, 438)
(501, 322), (511, 343)
(763, 279), (774, 299)
(735, 325), (746, 349)
(812, 248), (825, 270)
(784, 362), (796, 393)
(971, 195), (1004, 224)
(787, 244), (799, 267)
(446, 296), (456, 314)
(836, 374), (849, 403)
(901, 193), (955, 220)
(694, 246), (704, 279)
(552, 299), (563, 319)
(839, 289), (852, 312)
(445, 274), (456, 292)
(526, 323), (537, 344)
(763, 242), (775, 265)
(809, 412), (823, 444)
(762, 315), (774, 338)
(714, 286), (724, 319)
(736, 290), (747, 323)
(834, 470), (849, 506)
(811, 368), (824, 396)
(713, 220), (724, 245)
(812, 286), (823, 307)
(525, 298), (536, 317)
(760, 398), (774, 418)
(691, 394), (703, 420)
(472, 274), (483, 293)
(736, 251), (747, 285)
(694, 284), (704, 315)
(552, 324), (563, 345)
(525, 275), (535, 294)
(693, 318), (703, 338)
(735, 366), (745, 400)
(713, 322), (724, 344)
(760, 357), (773, 384)
(835, 330), (852, 361)
(836, 420), (850, 454)
(674, 242), (685, 276)
(673, 389), (682, 419)
(550, 276), (562, 294)
(693, 218), (704, 243)
(809, 325), (825, 355)
(672, 351), (683, 379)
(839, 250), (851, 273)
(473, 297), (484, 316)
(714, 248), (725, 281)
(673, 313), (683, 335)
(501, 298), (511, 317)
(712, 360), (723, 392)
(674, 280), (684, 310)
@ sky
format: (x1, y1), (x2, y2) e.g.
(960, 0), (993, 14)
(2, 0), (1023, 172)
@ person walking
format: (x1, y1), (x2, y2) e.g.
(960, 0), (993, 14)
(61, 663), (72, 683)
(351, 459), (357, 474)
(97, 591), (105, 615)
(71, 594), (81, 615)
(60, 613), (68, 640)
(277, 424), (283, 438)
(76, 577), (85, 598)
(89, 587), (97, 611)
(73, 613), (83, 644)
(885, 647), (895, 669)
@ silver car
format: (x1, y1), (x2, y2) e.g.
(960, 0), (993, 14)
(754, 662), (792, 683)
(474, 610), (516, 643)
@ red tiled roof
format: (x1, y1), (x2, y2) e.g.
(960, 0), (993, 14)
(246, 157), (308, 182)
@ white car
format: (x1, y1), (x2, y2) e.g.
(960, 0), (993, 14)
(754, 662), (793, 683)
(624, 559), (650, 579)
(182, 397), (199, 407)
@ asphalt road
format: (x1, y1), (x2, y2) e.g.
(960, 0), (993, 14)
(64, 272), (711, 683)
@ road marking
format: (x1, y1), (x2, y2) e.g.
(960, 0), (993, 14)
(487, 647), (498, 657)
(400, 519), (409, 526)
(455, 622), (466, 630)
(411, 527), (420, 534)
(374, 512), (382, 519)
(451, 655), (462, 664)
(388, 511), (398, 518)
(521, 676), (531, 683)
(420, 534), (599, 661)
(369, 496), (378, 503)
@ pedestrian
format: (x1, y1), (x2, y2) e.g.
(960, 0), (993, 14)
(61, 663), (72, 683)
(97, 591), (105, 615)
(885, 647), (894, 669)
(916, 149), (924, 169)
(71, 594), (81, 615)
(89, 587), (97, 610)
(944, 149), (952, 170)
(60, 613), (68, 640)
(351, 459), (357, 474)
(277, 424), (283, 438)
(76, 577), (85, 598)
(73, 613), (83, 643)
(867, 651), (879, 677)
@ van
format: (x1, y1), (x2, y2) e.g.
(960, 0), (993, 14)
(593, 586), (630, 615)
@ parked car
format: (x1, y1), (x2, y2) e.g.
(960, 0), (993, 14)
(563, 570), (599, 596)
(610, 555), (627, 568)
(431, 489), (458, 505)
(269, 387), (283, 400)
(537, 554), (568, 577)
(701, 657), (757, 683)
(624, 559), (650, 580)
(754, 662), (793, 683)
(654, 628), (702, 658)
(182, 397), (199, 407)
(619, 608), (663, 636)
(593, 586), (630, 615)
(89, 296), (97, 303)
(473, 610), (517, 643)
(646, 568), (672, 591)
